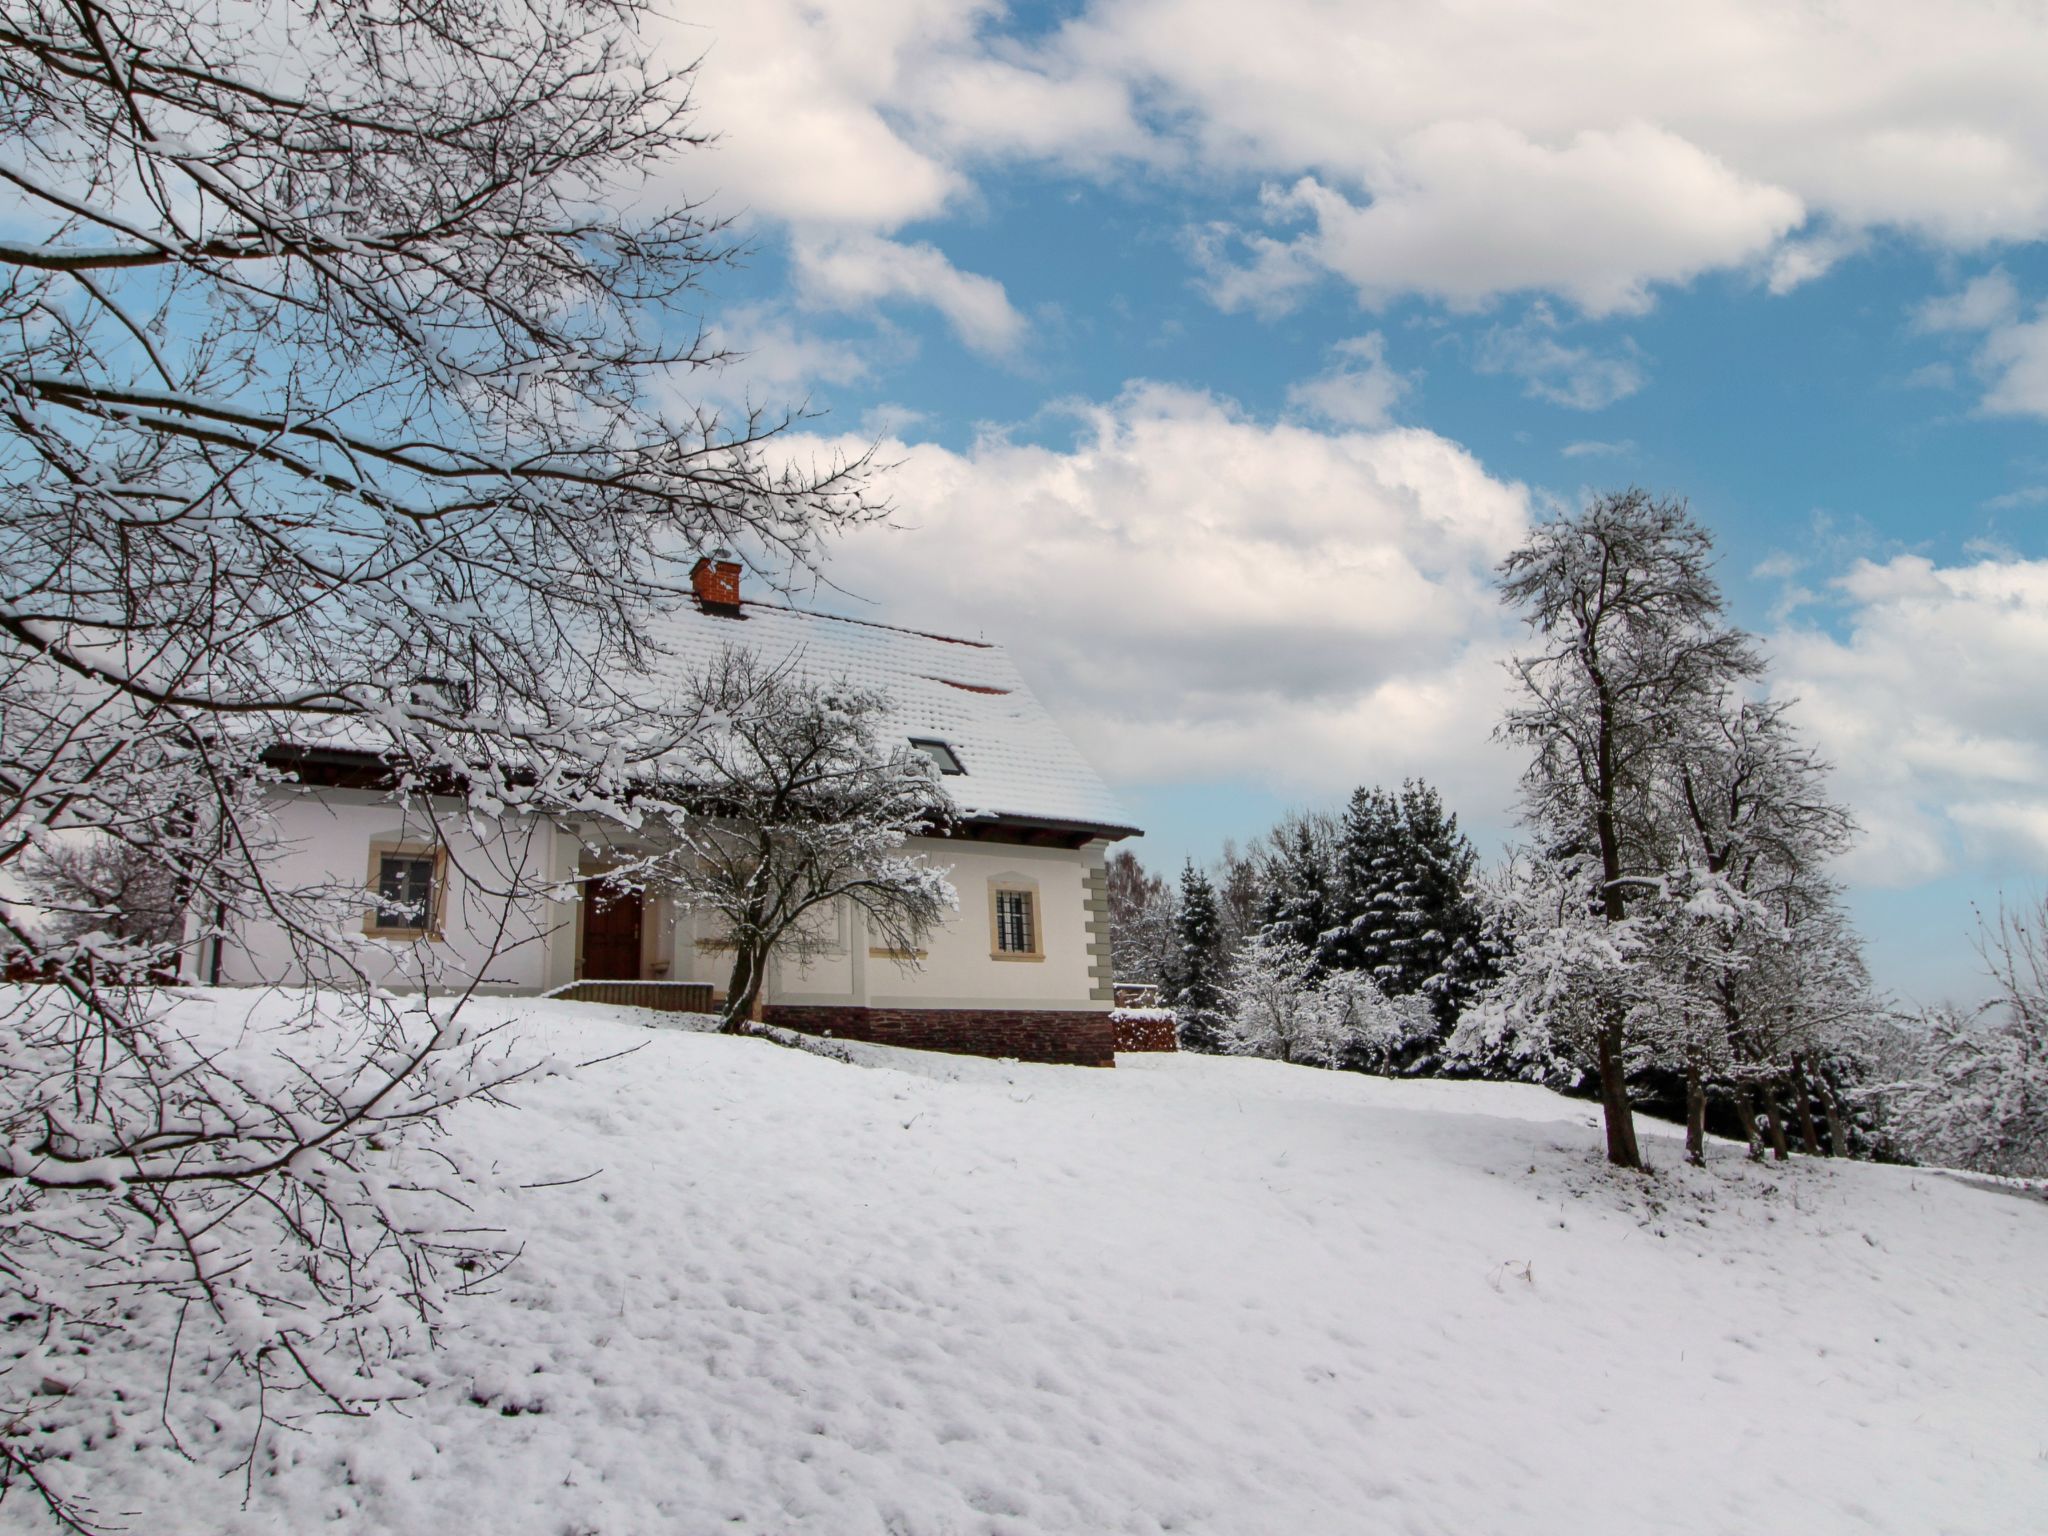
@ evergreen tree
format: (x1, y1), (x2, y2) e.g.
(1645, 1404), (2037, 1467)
(1259, 819), (1338, 971)
(1326, 779), (1488, 1038)
(1326, 786), (1403, 976)
(1168, 861), (1229, 1052)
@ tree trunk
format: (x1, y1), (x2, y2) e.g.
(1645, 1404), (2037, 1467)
(1821, 1078), (1851, 1158)
(1793, 1061), (1824, 1156)
(1685, 1062), (1707, 1166)
(721, 943), (767, 1034)
(1736, 1086), (1764, 1160)
(1760, 1085), (1792, 1161)
(1595, 1022), (1643, 1169)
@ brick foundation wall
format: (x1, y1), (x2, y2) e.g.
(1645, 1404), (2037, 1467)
(761, 1005), (1116, 1068)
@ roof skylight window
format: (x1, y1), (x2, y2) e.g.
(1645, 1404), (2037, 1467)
(910, 737), (966, 775)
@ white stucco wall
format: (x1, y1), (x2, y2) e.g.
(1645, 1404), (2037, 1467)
(213, 786), (565, 994)
(688, 837), (1109, 1013)
(225, 790), (1115, 1012)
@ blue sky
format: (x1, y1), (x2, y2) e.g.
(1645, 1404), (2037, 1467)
(660, 0), (2048, 1005)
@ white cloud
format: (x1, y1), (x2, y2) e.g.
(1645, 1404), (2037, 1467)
(1978, 312), (2048, 419)
(1284, 333), (1410, 428)
(1911, 269), (2048, 420)
(1049, 1), (2048, 309)
(1560, 439), (1634, 459)
(1221, 128), (1801, 317)
(1473, 304), (1647, 410)
(699, 305), (877, 409)
(790, 383), (1530, 818)
(1983, 485), (2048, 511)
(1187, 216), (1326, 319)
(1913, 270), (2020, 334)
(1767, 229), (1866, 295)
(666, 3), (2048, 324)
(791, 233), (1028, 357)
(1770, 555), (2048, 886)
(673, 2), (969, 229)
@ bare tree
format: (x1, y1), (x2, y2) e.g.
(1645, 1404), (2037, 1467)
(0, 0), (876, 1524)
(17, 834), (185, 953)
(1106, 849), (1176, 987)
(632, 649), (957, 1034)
(1497, 490), (1760, 1168)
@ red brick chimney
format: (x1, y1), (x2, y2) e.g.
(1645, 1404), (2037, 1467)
(690, 554), (742, 612)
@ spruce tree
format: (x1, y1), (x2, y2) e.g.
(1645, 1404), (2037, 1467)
(1168, 861), (1229, 1052)
(1260, 821), (1338, 972)
(1327, 779), (1487, 1038)
(1327, 786), (1403, 977)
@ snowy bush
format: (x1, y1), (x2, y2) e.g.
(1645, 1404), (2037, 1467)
(1222, 935), (1433, 1072)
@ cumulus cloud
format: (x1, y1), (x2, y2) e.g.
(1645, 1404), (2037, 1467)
(663, 3), (2048, 338)
(1284, 334), (1410, 428)
(1473, 304), (1647, 410)
(1050, 1), (2048, 309)
(787, 383), (1530, 818)
(1219, 128), (1800, 317)
(1770, 555), (2048, 886)
(791, 233), (1028, 357)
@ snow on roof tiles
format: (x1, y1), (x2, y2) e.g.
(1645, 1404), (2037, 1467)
(641, 598), (1140, 837)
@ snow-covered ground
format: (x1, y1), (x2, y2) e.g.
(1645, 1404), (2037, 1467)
(53, 993), (2048, 1535)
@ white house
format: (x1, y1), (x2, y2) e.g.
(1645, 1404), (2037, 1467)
(207, 559), (1142, 1066)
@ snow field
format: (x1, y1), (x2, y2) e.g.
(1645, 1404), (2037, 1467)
(59, 994), (2048, 1535)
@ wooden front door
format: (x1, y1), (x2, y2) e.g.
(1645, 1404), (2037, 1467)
(581, 883), (643, 980)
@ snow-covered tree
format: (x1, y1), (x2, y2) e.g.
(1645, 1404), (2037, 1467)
(1224, 932), (1433, 1072)
(1213, 840), (1267, 961)
(0, 1), (873, 1522)
(1660, 696), (1864, 1162)
(1325, 779), (1488, 1040)
(17, 834), (186, 954)
(1325, 969), (1441, 1076)
(1497, 489), (1762, 1169)
(1257, 813), (1340, 968)
(634, 650), (958, 1033)
(1106, 850), (1178, 987)
(1224, 934), (1348, 1066)
(1447, 849), (1646, 1090)
(1167, 861), (1229, 1053)
(1877, 898), (2048, 1177)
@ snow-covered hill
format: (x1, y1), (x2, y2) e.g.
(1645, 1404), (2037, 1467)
(64, 996), (2048, 1535)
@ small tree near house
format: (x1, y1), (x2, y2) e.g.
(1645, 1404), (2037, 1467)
(641, 649), (958, 1032)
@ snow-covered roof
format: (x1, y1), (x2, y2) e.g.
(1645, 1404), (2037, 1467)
(642, 597), (1139, 838)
